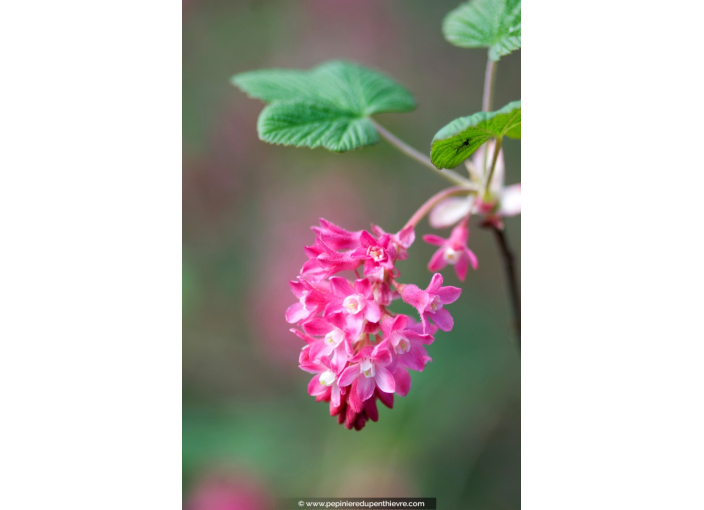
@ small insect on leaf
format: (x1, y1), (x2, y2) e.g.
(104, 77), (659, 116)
(455, 139), (470, 153)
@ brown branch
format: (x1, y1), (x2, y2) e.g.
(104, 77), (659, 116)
(491, 226), (521, 350)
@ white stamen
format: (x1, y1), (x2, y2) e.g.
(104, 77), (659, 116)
(367, 246), (386, 262)
(319, 369), (336, 386)
(360, 358), (375, 378)
(443, 247), (460, 265)
(342, 294), (366, 314)
(324, 329), (344, 347)
(428, 295), (443, 313)
(395, 337), (411, 354)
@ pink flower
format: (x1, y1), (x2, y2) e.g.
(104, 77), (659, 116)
(381, 314), (434, 373)
(423, 219), (478, 281)
(302, 313), (350, 373)
(371, 224), (416, 261)
(331, 388), (392, 431)
(301, 237), (365, 282)
(351, 231), (397, 281)
(325, 277), (381, 338)
(371, 280), (395, 307)
(339, 340), (396, 403)
(285, 278), (328, 324)
(312, 218), (363, 250)
(429, 141), (520, 230)
(302, 354), (345, 407)
(401, 273), (462, 332)
(380, 314), (435, 398)
(287, 219), (461, 430)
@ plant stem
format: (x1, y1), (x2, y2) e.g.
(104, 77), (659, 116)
(491, 225), (521, 348)
(403, 186), (475, 230)
(369, 118), (474, 188)
(483, 137), (503, 196)
(482, 59), (497, 112)
(482, 57), (520, 350)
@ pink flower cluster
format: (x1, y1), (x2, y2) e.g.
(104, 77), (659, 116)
(287, 219), (461, 430)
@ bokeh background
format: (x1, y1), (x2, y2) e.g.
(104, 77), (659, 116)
(183, 1), (521, 508)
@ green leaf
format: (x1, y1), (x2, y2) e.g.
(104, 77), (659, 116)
(231, 60), (416, 152)
(430, 100), (521, 169)
(443, 0), (521, 61)
(257, 102), (379, 152)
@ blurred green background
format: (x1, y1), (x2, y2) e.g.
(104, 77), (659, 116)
(183, 1), (520, 508)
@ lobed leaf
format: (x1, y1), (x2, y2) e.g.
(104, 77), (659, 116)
(231, 60), (416, 152)
(257, 102), (379, 153)
(430, 100), (521, 169)
(231, 69), (323, 104)
(443, 0), (521, 61)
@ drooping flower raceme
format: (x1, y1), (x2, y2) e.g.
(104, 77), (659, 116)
(288, 219), (461, 430)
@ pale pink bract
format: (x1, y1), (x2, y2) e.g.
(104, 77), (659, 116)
(429, 140), (521, 231)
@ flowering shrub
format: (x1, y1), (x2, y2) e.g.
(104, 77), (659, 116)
(232, 0), (521, 429)
(288, 220), (461, 430)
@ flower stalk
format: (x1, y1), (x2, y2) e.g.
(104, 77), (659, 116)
(404, 186), (475, 230)
(483, 137), (503, 198)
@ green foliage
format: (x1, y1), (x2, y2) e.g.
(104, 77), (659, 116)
(232, 60), (416, 152)
(430, 100), (521, 169)
(443, 0), (521, 61)
(256, 103), (380, 152)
